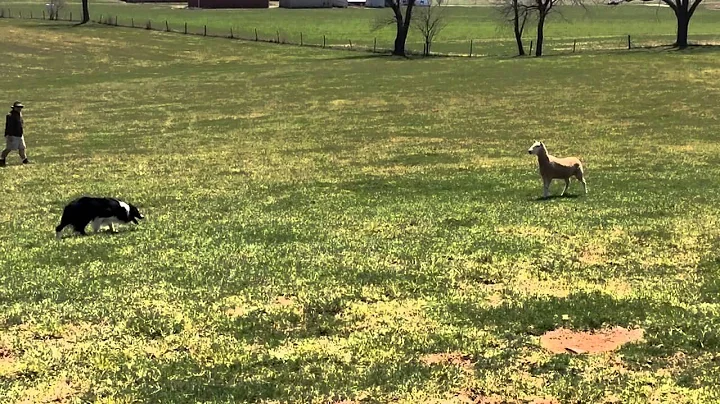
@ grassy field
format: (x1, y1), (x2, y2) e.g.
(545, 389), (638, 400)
(2, 0), (720, 55)
(2, 16), (720, 403)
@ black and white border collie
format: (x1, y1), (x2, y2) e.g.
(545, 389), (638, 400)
(55, 196), (144, 239)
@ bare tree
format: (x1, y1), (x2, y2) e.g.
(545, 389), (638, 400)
(46, 0), (65, 20)
(496, 0), (533, 56)
(613, 0), (703, 48)
(81, 0), (89, 24)
(528, 0), (583, 56)
(412, 0), (448, 56)
(375, 0), (418, 56)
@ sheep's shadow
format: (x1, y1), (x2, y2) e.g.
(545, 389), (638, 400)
(531, 194), (581, 202)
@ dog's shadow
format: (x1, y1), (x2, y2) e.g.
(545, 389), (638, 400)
(531, 194), (581, 202)
(59, 228), (137, 239)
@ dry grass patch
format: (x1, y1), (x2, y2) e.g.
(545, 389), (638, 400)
(421, 352), (475, 374)
(17, 377), (79, 404)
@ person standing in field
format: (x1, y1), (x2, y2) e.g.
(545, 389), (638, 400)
(1, 101), (30, 167)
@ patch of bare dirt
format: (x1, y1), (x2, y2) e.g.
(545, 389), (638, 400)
(540, 327), (644, 354)
(225, 305), (247, 317)
(0, 345), (18, 376)
(275, 296), (295, 306)
(0, 346), (13, 360)
(450, 391), (559, 404)
(421, 352), (474, 373)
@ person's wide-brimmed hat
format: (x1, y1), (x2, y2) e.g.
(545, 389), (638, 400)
(12, 101), (24, 108)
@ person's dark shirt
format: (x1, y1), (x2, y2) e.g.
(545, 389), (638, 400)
(5, 110), (23, 137)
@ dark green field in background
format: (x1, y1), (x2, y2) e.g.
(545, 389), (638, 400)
(2, 0), (720, 54)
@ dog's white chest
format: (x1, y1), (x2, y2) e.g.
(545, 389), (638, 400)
(91, 216), (122, 232)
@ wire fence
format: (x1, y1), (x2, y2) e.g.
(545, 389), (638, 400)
(2, 7), (719, 57)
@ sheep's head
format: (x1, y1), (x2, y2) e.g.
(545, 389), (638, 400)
(528, 141), (545, 155)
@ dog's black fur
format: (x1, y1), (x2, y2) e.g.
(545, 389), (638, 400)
(55, 196), (144, 239)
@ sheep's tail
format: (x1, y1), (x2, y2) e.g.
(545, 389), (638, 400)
(576, 161), (588, 194)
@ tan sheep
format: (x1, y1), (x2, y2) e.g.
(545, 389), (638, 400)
(527, 141), (587, 198)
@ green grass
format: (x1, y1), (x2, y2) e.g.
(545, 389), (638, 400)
(2, 17), (720, 403)
(2, 0), (720, 55)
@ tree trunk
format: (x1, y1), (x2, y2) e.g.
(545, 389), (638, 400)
(674, 9), (690, 48)
(535, 14), (546, 57)
(513, 0), (525, 56)
(81, 0), (89, 24)
(393, 25), (409, 56)
(514, 24), (525, 56)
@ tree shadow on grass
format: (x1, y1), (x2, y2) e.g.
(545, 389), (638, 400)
(32, 22), (77, 30)
(635, 43), (720, 54)
(112, 348), (438, 404)
(324, 52), (395, 61)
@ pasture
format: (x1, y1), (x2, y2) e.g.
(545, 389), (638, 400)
(3, 0), (720, 55)
(1, 10), (720, 404)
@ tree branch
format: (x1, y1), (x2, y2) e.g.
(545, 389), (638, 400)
(688, 0), (703, 17)
(660, 0), (678, 13)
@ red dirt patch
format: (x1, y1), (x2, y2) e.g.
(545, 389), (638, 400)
(452, 391), (558, 404)
(421, 352), (474, 373)
(0, 346), (12, 358)
(540, 327), (644, 354)
(0, 345), (15, 366)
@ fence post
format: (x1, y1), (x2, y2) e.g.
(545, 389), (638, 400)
(573, 39), (576, 53)
(115, 16), (118, 26)
(147, 20), (152, 30)
(204, 25), (207, 36)
(69, 11), (72, 21)
(349, 39), (352, 49)
(230, 27), (233, 38)
(300, 32), (303, 46)
(184, 22), (187, 34)
(469, 39), (473, 57)
(255, 28), (258, 41)
(43, 10), (45, 19)
(627, 35), (631, 49)
(132, 18), (134, 28)
(373, 37), (376, 52)
(166, 20), (170, 32)
(323, 35), (326, 48)
(276, 30), (280, 43)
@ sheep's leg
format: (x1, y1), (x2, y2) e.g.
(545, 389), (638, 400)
(561, 178), (570, 196)
(575, 169), (588, 194)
